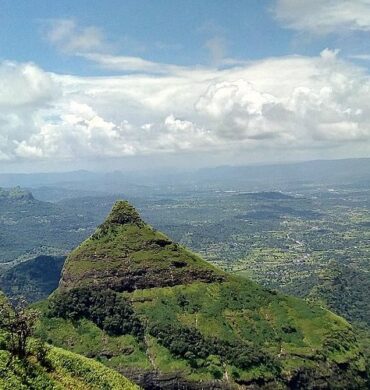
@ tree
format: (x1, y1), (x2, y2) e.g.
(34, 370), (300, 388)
(0, 297), (40, 360)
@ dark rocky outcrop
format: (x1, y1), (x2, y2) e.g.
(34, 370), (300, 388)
(120, 368), (237, 390)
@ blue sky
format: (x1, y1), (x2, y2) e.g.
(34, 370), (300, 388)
(0, 1), (290, 71)
(1, 0), (369, 73)
(1, 0), (370, 172)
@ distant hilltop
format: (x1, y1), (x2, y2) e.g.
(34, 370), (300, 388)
(0, 187), (34, 201)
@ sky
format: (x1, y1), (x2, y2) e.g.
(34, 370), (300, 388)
(1, 0), (370, 172)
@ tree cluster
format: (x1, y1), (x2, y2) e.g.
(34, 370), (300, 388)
(149, 322), (278, 373)
(48, 288), (144, 339)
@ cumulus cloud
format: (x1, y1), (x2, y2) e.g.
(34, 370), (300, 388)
(9, 101), (216, 160)
(0, 62), (60, 161)
(1, 48), (370, 164)
(273, 0), (370, 34)
(195, 79), (281, 140)
(14, 101), (137, 160)
(0, 61), (57, 107)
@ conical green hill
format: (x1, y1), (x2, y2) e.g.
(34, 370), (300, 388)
(59, 200), (226, 292)
(39, 201), (368, 389)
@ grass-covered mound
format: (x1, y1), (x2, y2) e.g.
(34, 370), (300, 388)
(38, 201), (368, 389)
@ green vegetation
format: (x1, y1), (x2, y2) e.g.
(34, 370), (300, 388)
(1, 186), (369, 387)
(48, 288), (144, 339)
(0, 292), (139, 389)
(148, 321), (278, 374)
(0, 187), (98, 266)
(136, 188), (370, 332)
(35, 201), (368, 389)
(59, 200), (225, 292)
(308, 261), (370, 327)
(2, 184), (369, 335)
(0, 345), (140, 389)
(0, 256), (65, 303)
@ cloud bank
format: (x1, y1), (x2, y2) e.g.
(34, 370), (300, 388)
(1, 47), (370, 164)
(273, 0), (370, 34)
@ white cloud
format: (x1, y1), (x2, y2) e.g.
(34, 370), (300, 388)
(14, 101), (137, 159)
(81, 52), (186, 74)
(273, 0), (370, 34)
(0, 61), (57, 107)
(0, 62), (60, 161)
(45, 19), (107, 53)
(195, 79), (281, 140)
(350, 54), (370, 61)
(1, 48), (370, 164)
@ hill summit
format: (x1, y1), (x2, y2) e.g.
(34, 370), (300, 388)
(39, 201), (368, 389)
(59, 200), (225, 292)
(0, 186), (34, 201)
(102, 200), (144, 226)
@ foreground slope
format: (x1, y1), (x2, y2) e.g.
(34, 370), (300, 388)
(0, 346), (139, 390)
(38, 201), (368, 389)
(0, 292), (138, 390)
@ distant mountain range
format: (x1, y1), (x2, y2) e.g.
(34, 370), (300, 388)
(1, 158), (370, 201)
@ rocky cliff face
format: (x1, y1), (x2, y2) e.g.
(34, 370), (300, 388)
(59, 201), (226, 292)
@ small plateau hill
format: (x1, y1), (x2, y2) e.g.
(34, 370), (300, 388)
(0, 187), (94, 265)
(0, 187), (34, 201)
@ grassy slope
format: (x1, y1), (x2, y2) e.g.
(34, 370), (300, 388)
(37, 201), (368, 388)
(130, 278), (365, 383)
(60, 201), (225, 292)
(0, 292), (139, 390)
(62, 224), (222, 282)
(37, 277), (367, 387)
(0, 345), (140, 390)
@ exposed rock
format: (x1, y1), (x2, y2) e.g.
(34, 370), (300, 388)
(120, 368), (237, 390)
